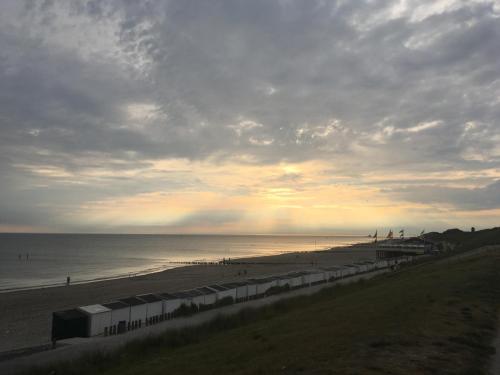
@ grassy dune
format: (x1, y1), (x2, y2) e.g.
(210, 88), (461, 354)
(28, 250), (500, 375)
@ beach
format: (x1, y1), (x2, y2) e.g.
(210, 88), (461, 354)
(0, 245), (376, 353)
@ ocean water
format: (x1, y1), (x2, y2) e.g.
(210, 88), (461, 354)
(0, 233), (369, 291)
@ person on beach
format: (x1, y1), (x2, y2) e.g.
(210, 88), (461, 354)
(66, 276), (71, 285)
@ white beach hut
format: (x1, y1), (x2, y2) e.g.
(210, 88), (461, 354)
(286, 272), (304, 288)
(185, 289), (206, 307)
(221, 281), (249, 301)
(159, 293), (182, 319)
(170, 291), (194, 310)
(119, 297), (148, 328)
(248, 277), (277, 295)
(326, 266), (344, 280)
(365, 260), (377, 271)
(77, 304), (111, 337)
(352, 262), (369, 273)
(102, 301), (130, 334)
(137, 294), (163, 324)
(276, 275), (293, 288)
(246, 281), (258, 299)
(343, 264), (360, 276)
(308, 270), (326, 285)
(300, 272), (313, 286)
(208, 284), (237, 302)
(196, 287), (218, 307)
(376, 259), (389, 269)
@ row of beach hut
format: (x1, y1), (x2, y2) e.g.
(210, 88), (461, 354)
(52, 257), (412, 341)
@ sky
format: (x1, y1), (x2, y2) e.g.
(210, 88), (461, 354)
(0, 0), (499, 235)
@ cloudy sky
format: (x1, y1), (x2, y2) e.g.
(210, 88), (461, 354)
(0, 0), (499, 234)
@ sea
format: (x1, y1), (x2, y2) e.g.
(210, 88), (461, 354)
(0, 233), (369, 292)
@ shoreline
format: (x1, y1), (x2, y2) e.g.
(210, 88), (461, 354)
(0, 243), (376, 353)
(0, 243), (355, 294)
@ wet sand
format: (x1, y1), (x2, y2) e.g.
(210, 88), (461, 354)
(0, 245), (376, 353)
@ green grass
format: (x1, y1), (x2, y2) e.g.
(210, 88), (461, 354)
(27, 250), (500, 375)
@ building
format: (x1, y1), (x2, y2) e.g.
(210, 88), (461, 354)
(159, 293), (182, 318)
(102, 301), (130, 334)
(118, 297), (148, 329)
(137, 294), (163, 324)
(77, 304), (111, 337)
(52, 309), (88, 341)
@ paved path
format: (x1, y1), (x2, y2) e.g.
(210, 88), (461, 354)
(0, 269), (389, 375)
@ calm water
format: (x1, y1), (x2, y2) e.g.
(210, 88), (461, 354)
(0, 233), (369, 291)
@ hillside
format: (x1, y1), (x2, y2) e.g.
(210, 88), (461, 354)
(425, 227), (500, 250)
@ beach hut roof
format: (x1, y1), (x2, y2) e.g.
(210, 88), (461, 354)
(78, 304), (111, 315)
(159, 292), (179, 300)
(220, 281), (246, 289)
(137, 294), (162, 303)
(170, 291), (193, 299)
(119, 297), (147, 306)
(184, 289), (204, 297)
(324, 266), (343, 271)
(248, 276), (276, 284)
(207, 284), (229, 291)
(102, 301), (129, 310)
(53, 308), (87, 320)
(196, 287), (217, 295)
(285, 271), (305, 277)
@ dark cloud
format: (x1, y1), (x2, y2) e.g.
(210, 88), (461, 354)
(387, 180), (500, 210)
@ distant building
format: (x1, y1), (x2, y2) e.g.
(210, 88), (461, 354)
(375, 237), (435, 259)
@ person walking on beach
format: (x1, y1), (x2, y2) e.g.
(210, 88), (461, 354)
(66, 276), (71, 286)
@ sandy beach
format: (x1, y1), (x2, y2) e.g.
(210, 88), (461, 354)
(0, 245), (376, 353)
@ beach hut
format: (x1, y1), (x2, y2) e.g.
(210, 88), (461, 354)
(196, 287), (218, 307)
(168, 291), (194, 314)
(77, 304), (112, 337)
(159, 293), (182, 319)
(248, 277), (277, 296)
(352, 262), (369, 273)
(376, 259), (389, 269)
(119, 297), (147, 329)
(137, 294), (163, 324)
(52, 309), (88, 341)
(246, 280), (258, 299)
(308, 270), (326, 285)
(276, 275), (293, 288)
(185, 289), (206, 307)
(325, 266), (344, 280)
(285, 272), (304, 289)
(300, 272), (313, 286)
(102, 301), (130, 334)
(343, 264), (360, 276)
(221, 281), (249, 301)
(366, 260), (378, 271)
(207, 284), (237, 302)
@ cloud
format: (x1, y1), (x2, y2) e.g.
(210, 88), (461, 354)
(387, 180), (500, 210)
(0, 0), (499, 231)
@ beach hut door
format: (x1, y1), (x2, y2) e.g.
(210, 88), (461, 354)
(117, 320), (126, 334)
